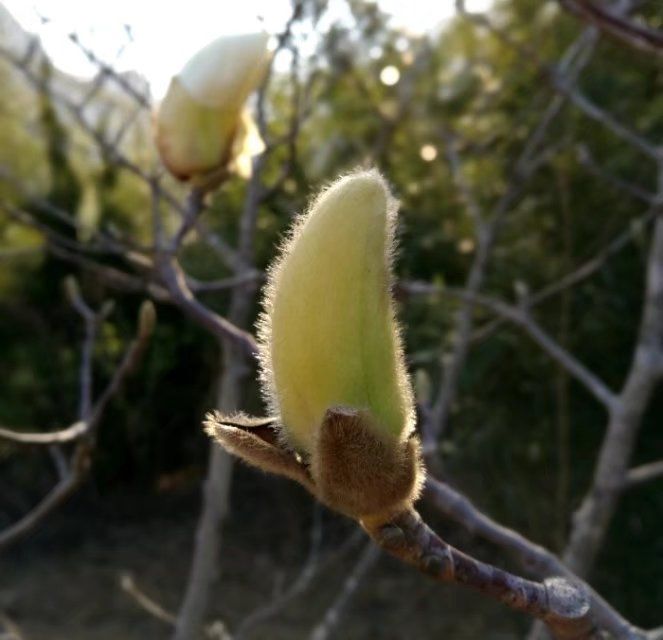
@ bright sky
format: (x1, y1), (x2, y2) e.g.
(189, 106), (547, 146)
(2, 0), (492, 99)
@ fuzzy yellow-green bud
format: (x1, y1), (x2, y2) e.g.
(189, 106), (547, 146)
(258, 170), (415, 453)
(207, 170), (423, 522)
(155, 32), (270, 184)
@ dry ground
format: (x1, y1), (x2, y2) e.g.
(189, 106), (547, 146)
(2, 467), (522, 639)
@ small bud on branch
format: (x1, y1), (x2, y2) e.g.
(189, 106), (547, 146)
(207, 171), (423, 520)
(155, 32), (270, 186)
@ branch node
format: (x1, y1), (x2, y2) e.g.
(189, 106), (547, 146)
(373, 523), (408, 554)
(543, 577), (594, 639)
(421, 553), (450, 578)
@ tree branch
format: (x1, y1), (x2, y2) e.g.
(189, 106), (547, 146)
(559, 0), (663, 56)
(236, 505), (324, 639)
(562, 196), (663, 576)
(470, 203), (661, 344)
(625, 460), (663, 489)
(0, 420), (87, 445)
(456, 0), (661, 161)
(404, 282), (618, 410)
(424, 24), (600, 448)
(363, 509), (597, 640)
(0, 293), (153, 552)
(424, 476), (645, 638)
(309, 543), (381, 640)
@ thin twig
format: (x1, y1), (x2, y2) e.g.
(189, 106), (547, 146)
(562, 191), (663, 577)
(625, 460), (663, 489)
(470, 203), (661, 344)
(559, 0), (663, 55)
(425, 24), (600, 447)
(576, 144), (657, 204)
(120, 573), (177, 626)
(67, 32), (152, 108)
(0, 421), (87, 445)
(309, 543), (381, 640)
(157, 255), (257, 355)
(0, 451), (87, 551)
(405, 282), (617, 410)
(456, 0), (661, 161)
(0, 295), (153, 552)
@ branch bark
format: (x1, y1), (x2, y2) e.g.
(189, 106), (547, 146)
(363, 509), (597, 640)
(563, 213), (663, 576)
(425, 476), (646, 639)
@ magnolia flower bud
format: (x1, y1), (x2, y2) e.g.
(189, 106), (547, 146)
(259, 170), (415, 452)
(206, 170), (424, 523)
(155, 32), (270, 185)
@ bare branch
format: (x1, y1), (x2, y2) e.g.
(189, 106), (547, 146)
(192, 219), (243, 272)
(0, 295), (153, 552)
(157, 255), (257, 355)
(0, 449), (87, 551)
(87, 305), (155, 430)
(363, 509), (598, 640)
(576, 144), (658, 204)
(529, 207), (661, 310)
(456, 0), (662, 161)
(0, 420), (87, 445)
(0, 43), (154, 180)
(625, 460), (663, 489)
(405, 282), (617, 410)
(647, 627), (663, 640)
(46, 242), (172, 302)
(67, 32), (151, 108)
(470, 203), (661, 344)
(120, 573), (177, 626)
(424, 25), (601, 448)
(189, 271), (264, 294)
(169, 188), (207, 252)
(425, 476), (645, 639)
(559, 0), (663, 56)
(563, 207), (663, 576)
(557, 80), (661, 161)
(147, 178), (257, 357)
(65, 276), (99, 420)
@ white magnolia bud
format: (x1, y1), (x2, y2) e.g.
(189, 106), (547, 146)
(208, 170), (424, 522)
(155, 32), (270, 184)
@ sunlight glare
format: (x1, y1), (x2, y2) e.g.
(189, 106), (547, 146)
(1, 0), (494, 98)
(420, 144), (438, 162)
(380, 65), (400, 86)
